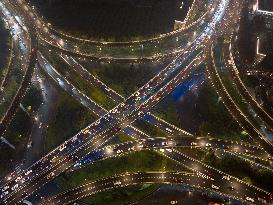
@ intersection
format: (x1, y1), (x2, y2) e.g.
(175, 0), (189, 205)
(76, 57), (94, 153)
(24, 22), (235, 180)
(0, 0), (273, 204)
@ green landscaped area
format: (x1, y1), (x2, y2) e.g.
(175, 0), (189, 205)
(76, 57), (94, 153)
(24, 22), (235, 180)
(39, 46), (116, 110)
(153, 95), (181, 128)
(87, 62), (160, 97)
(0, 43), (25, 119)
(46, 90), (97, 151)
(213, 42), (261, 128)
(177, 147), (273, 193)
(83, 184), (159, 205)
(116, 133), (134, 143)
(56, 150), (187, 205)
(203, 151), (273, 193)
(0, 84), (42, 177)
(0, 19), (12, 85)
(133, 120), (168, 138)
(177, 147), (207, 161)
(58, 151), (183, 188)
(22, 84), (43, 113)
(0, 109), (31, 177)
(220, 72), (258, 123)
(196, 82), (249, 141)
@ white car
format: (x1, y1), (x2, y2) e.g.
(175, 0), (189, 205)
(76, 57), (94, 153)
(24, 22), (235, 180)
(222, 175), (230, 181)
(11, 184), (18, 191)
(15, 176), (22, 182)
(2, 186), (9, 191)
(165, 128), (173, 133)
(211, 184), (219, 190)
(246, 197), (254, 203)
(46, 172), (55, 179)
(25, 170), (32, 176)
(59, 144), (66, 151)
(114, 181), (122, 185)
(167, 140), (175, 146)
(137, 144), (144, 149)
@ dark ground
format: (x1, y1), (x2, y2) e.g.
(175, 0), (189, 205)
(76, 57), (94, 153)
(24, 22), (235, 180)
(134, 185), (242, 205)
(27, 0), (192, 40)
(258, 0), (273, 11)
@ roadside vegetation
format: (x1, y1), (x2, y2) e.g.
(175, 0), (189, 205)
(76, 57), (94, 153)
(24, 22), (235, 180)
(28, 0), (177, 40)
(40, 46), (116, 110)
(153, 95), (180, 127)
(56, 150), (186, 204)
(0, 18), (12, 85)
(87, 62), (160, 97)
(0, 84), (42, 177)
(203, 150), (273, 193)
(46, 90), (97, 151)
(0, 110), (31, 177)
(196, 82), (249, 141)
(133, 119), (168, 138)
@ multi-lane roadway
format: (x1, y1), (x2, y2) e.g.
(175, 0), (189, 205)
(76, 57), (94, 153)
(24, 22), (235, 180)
(1, 0), (273, 204)
(0, 0), (230, 203)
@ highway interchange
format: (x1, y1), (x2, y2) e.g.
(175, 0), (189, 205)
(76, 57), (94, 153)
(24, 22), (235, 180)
(0, 0), (273, 204)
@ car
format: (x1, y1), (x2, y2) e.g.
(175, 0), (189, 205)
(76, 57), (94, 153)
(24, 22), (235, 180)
(59, 144), (66, 151)
(167, 140), (175, 146)
(15, 176), (22, 182)
(222, 175), (230, 180)
(206, 143), (212, 147)
(113, 181), (122, 185)
(25, 170), (32, 176)
(46, 172), (55, 180)
(51, 156), (58, 163)
(166, 128), (173, 133)
(2, 186), (9, 191)
(21, 177), (28, 184)
(191, 142), (197, 146)
(82, 129), (89, 135)
(27, 141), (33, 148)
(137, 144), (144, 149)
(11, 184), (18, 191)
(246, 197), (254, 203)
(211, 184), (219, 190)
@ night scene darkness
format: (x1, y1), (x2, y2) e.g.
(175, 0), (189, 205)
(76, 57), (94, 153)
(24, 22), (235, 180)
(0, 0), (273, 205)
